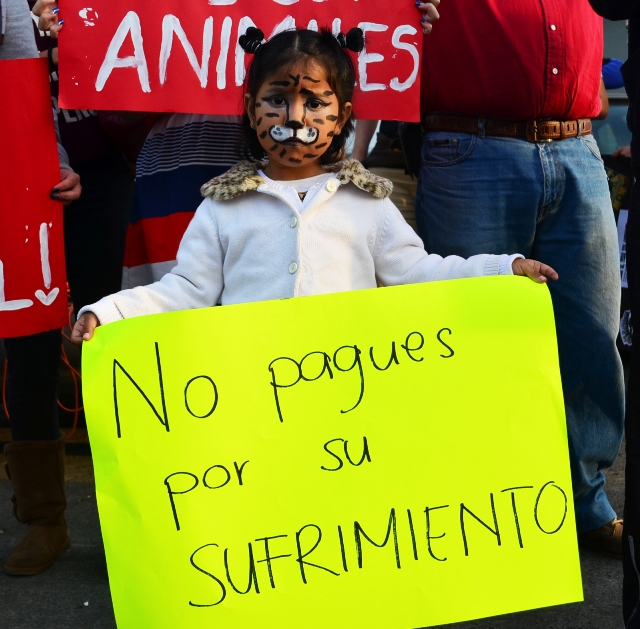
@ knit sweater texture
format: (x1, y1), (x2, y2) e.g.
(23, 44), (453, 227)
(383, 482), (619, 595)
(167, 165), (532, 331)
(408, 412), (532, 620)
(80, 160), (520, 325)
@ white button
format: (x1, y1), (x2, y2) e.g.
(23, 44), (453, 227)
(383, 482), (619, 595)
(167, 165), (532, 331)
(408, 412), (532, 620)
(552, 68), (558, 75)
(290, 216), (298, 228)
(550, 24), (557, 30)
(289, 262), (298, 274)
(326, 180), (339, 192)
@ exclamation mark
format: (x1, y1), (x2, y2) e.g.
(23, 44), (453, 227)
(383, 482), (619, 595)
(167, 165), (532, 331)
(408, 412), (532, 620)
(40, 222), (52, 289)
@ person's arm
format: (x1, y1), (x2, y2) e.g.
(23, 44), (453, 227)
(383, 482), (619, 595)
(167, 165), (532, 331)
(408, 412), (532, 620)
(351, 120), (379, 162)
(588, 0), (640, 20)
(53, 109), (69, 169)
(71, 199), (226, 343)
(596, 78), (610, 120)
(372, 199), (558, 285)
(52, 109), (82, 204)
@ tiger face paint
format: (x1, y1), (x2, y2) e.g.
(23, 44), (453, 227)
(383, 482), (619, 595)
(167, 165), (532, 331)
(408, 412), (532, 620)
(245, 60), (352, 180)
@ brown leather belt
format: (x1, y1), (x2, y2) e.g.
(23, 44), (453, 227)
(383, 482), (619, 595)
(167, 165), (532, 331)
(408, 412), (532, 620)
(422, 113), (592, 143)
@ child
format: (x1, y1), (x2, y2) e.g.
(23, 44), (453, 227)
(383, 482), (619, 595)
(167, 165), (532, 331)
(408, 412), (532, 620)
(71, 26), (557, 344)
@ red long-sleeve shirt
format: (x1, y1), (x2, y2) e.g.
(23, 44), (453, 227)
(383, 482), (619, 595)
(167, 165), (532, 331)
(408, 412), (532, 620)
(421, 0), (603, 121)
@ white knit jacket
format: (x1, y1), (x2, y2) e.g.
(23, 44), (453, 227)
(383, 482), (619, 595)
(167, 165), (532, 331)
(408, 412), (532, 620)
(79, 160), (519, 325)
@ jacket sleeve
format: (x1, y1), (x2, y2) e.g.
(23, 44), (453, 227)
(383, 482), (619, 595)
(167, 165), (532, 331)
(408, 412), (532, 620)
(54, 110), (72, 171)
(588, 0), (640, 19)
(78, 199), (225, 324)
(372, 198), (520, 286)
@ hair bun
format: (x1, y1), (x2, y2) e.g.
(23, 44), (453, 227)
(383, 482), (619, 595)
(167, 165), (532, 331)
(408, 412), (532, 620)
(338, 27), (365, 53)
(239, 27), (265, 54)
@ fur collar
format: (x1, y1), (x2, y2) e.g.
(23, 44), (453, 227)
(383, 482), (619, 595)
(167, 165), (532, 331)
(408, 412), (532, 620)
(200, 159), (393, 201)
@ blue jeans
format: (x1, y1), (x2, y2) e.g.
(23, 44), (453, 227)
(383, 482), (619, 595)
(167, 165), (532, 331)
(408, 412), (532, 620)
(415, 129), (625, 534)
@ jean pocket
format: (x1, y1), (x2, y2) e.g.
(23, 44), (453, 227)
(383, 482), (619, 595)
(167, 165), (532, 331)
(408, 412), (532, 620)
(580, 134), (604, 164)
(421, 132), (477, 167)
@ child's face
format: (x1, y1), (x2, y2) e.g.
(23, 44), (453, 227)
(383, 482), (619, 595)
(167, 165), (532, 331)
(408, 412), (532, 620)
(245, 61), (352, 172)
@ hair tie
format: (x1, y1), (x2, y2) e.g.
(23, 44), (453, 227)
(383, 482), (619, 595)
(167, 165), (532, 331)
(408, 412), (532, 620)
(338, 28), (365, 53)
(239, 27), (265, 54)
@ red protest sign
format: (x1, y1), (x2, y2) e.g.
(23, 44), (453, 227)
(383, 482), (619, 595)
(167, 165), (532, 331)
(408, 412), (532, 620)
(0, 58), (68, 339)
(58, 1), (421, 121)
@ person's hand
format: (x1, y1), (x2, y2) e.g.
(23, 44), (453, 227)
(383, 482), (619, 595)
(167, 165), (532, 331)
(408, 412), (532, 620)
(34, 0), (64, 38)
(51, 169), (81, 205)
(71, 312), (100, 345)
(416, 0), (441, 35)
(511, 258), (559, 283)
(612, 145), (631, 160)
(31, 0), (54, 16)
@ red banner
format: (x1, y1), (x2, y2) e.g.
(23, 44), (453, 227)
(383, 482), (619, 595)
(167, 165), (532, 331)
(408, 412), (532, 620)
(58, 1), (421, 121)
(0, 58), (68, 338)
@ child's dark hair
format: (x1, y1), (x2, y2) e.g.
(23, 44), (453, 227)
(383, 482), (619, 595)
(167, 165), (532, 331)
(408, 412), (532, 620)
(239, 27), (364, 165)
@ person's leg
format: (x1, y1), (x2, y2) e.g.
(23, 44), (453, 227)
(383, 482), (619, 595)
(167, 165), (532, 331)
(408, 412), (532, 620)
(63, 156), (134, 313)
(416, 132), (624, 538)
(415, 132), (541, 257)
(623, 185), (640, 626)
(2, 330), (70, 575)
(531, 135), (624, 536)
(3, 329), (61, 441)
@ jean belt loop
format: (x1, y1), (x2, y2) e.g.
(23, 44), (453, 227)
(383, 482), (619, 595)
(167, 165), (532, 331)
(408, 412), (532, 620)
(577, 119), (583, 138)
(478, 117), (486, 140)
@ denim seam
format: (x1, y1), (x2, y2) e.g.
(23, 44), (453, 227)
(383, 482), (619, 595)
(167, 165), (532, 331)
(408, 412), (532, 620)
(421, 134), (478, 168)
(580, 136), (604, 164)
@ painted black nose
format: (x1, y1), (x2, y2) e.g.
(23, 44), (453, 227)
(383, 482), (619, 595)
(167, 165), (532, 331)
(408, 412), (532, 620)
(285, 120), (304, 129)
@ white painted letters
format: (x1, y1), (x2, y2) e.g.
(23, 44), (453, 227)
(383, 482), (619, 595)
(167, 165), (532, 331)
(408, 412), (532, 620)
(96, 11), (151, 93)
(390, 25), (419, 92)
(357, 22), (389, 91)
(216, 16), (233, 89)
(92, 13), (420, 101)
(39, 222), (52, 289)
(0, 260), (33, 312)
(160, 15), (213, 88)
(36, 222), (59, 306)
(235, 16), (258, 86)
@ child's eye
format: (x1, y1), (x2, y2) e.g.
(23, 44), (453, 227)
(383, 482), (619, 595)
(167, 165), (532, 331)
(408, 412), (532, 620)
(307, 99), (327, 111)
(268, 96), (286, 107)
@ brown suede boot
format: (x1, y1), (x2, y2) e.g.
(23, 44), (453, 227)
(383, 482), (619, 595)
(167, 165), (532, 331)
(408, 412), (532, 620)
(3, 437), (71, 576)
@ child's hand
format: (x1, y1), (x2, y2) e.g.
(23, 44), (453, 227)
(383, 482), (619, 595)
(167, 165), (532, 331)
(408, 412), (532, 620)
(511, 258), (559, 283)
(71, 312), (100, 345)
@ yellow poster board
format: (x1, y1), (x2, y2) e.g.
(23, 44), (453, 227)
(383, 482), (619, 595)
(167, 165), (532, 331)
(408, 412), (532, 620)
(82, 276), (582, 628)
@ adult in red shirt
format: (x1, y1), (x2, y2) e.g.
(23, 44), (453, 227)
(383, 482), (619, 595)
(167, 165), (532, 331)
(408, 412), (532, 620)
(416, 0), (624, 554)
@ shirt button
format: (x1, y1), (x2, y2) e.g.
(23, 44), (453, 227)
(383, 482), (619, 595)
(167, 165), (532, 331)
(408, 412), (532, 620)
(290, 216), (298, 228)
(326, 180), (339, 192)
(550, 24), (557, 30)
(552, 68), (559, 75)
(289, 262), (298, 274)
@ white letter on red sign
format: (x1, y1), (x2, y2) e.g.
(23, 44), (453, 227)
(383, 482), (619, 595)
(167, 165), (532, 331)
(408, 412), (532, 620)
(390, 25), (419, 92)
(95, 11), (151, 93)
(159, 15), (214, 89)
